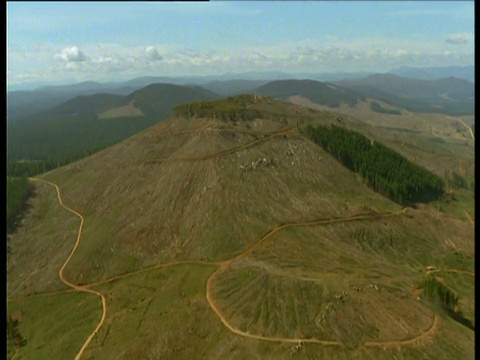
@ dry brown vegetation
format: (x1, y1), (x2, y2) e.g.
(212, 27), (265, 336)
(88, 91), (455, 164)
(7, 97), (474, 359)
(97, 101), (145, 119)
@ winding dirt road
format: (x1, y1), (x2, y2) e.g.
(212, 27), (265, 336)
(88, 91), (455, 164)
(205, 209), (441, 349)
(29, 178), (107, 360)
(13, 124), (452, 357)
(427, 268), (475, 277)
(19, 178), (436, 354)
(447, 116), (475, 142)
(145, 127), (296, 163)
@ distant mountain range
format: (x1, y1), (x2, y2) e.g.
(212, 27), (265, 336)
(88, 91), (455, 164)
(7, 71), (474, 164)
(7, 65), (473, 121)
(8, 65), (473, 93)
(253, 80), (366, 108)
(388, 66), (474, 83)
(335, 74), (474, 115)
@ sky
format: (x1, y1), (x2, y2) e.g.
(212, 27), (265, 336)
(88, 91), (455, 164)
(7, 1), (475, 88)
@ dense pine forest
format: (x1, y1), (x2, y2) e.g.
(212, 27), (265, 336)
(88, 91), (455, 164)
(7, 114), (159, 163)
(305, 124), (445, 205)
(172, 95), (268, 121)
(7, 159), (72, 178)
(7, 176), (32, 234)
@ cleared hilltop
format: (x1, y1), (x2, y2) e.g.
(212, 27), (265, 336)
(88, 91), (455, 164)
(7, 95), (474, 359)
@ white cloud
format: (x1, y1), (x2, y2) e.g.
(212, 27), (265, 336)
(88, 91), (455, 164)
(445, 34), (468, 45)
(55, 46), (86, 62)
(7, 37), (475, 87)
(145, 46), (163, 61)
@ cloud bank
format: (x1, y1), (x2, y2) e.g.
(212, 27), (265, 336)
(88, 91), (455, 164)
(7, 37), (474, 86)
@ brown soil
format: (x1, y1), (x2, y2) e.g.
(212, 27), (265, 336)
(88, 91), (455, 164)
(98, 101), (144, 119)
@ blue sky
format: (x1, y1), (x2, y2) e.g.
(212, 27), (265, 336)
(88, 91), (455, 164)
(7, 1), (475, 87)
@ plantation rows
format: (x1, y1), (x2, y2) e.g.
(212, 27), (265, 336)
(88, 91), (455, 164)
(305, 124), (445, 205)
(212, 266), (326, 339)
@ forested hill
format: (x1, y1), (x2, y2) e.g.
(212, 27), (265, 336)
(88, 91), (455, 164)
(305, 124), (445, 205)
(7, 83), (220, 173)
(253, 79), (366, 108)
(39, 93), (125, 117)
(335, 74), (474, 115)
(7, 177), (32, 234)
(118, 83), (219, 117)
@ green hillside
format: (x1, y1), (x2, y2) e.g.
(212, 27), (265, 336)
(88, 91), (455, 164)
(119, 83), (219, 117)
(335, 74), (474, 115)
(253, 79), (366, 108)
(7, 84), (219, 170)
(7, 96), (474, 359)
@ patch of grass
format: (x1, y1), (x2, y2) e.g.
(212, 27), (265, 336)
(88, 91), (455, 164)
(212, 265), (325, 339)
(440, 251), (474, 273)
(370, 101), (401, 115)
(85, 263), (225, 359)
(418, 275), (458, 311)
(436, 188), (475, 221)
(7, 292), (101, 360)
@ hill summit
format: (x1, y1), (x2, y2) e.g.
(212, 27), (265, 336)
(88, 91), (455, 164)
(7, 96), (474, 359)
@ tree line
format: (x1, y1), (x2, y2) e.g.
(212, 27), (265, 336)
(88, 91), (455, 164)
(8, 159), (64, 178)
(7, 316), (27, 355)
(7, 176), (32, 234)
(305, 124), (445, 205)
(419, 275), (474, 330)
(172, 95), (271, 122)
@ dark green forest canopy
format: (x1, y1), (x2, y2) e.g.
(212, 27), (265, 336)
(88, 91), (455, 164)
(7, 177), (32, 234)
(172, 94), (273, 121)
(305, 124), (445, 205)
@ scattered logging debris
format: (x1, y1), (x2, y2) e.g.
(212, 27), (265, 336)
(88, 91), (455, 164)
(240, 157), (274, 172)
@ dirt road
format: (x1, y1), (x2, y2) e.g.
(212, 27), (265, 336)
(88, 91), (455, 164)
(449, 116), (475, 141)
(205, 209), (441, 348)
(16, 126), (449, 356)
(145, 127), (296, 163)
(22, 179), (440, 353)
(29, 178), (107, 360)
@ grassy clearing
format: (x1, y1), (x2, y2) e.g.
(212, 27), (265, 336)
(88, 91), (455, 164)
(83, 263), (232, 359)
(212, 265), (325, 339)
(7, 292), (101, 360)
(435, 188), (475, 221)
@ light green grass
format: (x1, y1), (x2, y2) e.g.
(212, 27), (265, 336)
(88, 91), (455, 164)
(7, 292), (101, 360)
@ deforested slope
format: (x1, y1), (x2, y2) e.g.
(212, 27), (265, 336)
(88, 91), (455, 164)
(253, 79), (366, 108)
(38, 100), (400, 286)
(7, 95), (474, 359)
